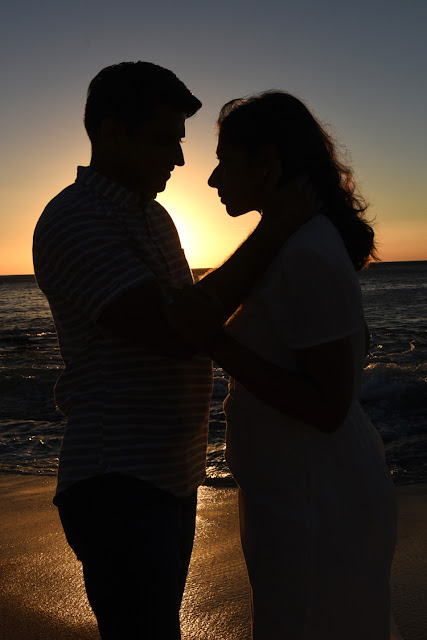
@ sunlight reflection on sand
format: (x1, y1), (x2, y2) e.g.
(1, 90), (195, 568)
(2, 478), (425, 640)
(1, 479), (250, 639)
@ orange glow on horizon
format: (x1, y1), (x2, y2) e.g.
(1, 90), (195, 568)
(374, 221), (427, 264)
(1, 213), (426, 276)
(1, 170), (426, 276)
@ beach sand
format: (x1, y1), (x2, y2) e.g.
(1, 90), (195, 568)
(0, 476), (425, 640)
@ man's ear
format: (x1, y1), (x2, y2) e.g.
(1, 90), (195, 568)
(98, 118), (128, 146)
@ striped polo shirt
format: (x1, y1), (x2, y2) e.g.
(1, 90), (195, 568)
(33, 166), (213, 497)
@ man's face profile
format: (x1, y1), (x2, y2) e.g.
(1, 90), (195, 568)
(119, 106), (186, 199)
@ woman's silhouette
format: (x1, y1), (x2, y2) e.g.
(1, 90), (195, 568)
(169, 91), (398, 639)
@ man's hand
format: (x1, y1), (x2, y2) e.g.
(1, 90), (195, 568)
(258, 176), (316, 239)
(166, 285), (225, 354)
(197, 175), (316, 321)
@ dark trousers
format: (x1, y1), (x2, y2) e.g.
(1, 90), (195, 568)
(54, 474), (197, 640)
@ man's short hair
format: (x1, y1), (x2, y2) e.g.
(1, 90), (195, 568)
(84, 61), (202, 143)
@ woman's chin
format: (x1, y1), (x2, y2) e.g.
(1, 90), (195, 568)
(225, 204), (246, 218)
(227, 207), (258, 218)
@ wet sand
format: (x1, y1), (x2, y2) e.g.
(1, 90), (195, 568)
(0, 476), (425, 639)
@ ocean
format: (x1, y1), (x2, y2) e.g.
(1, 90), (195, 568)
(1, 261), (426, 486)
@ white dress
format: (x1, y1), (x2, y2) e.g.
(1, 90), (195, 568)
(225, 215), (397, 639)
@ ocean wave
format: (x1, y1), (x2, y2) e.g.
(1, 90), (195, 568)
(385, 434), (427, 485)
(1, 264), (426, 484)
(0, 419), (63, 475)
(0, 371), (63, 422)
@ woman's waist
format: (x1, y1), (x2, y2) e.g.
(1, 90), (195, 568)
(225, 378), (371, 445)
(225, 381), (385, 496)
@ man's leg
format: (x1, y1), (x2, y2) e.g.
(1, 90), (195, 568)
(54, 474), (197, 640)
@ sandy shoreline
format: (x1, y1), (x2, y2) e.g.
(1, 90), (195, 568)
(0, 476), (426, 640)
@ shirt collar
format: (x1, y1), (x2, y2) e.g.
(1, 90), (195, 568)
(75, 166), (150, 210)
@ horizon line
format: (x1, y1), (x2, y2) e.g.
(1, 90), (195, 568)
(1, 259), (427, 278)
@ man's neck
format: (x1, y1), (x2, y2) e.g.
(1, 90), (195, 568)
(89, 158), (151, 204)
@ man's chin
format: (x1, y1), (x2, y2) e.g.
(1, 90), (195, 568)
(151, 182), (168, 198)
(147, 184), (167, 200)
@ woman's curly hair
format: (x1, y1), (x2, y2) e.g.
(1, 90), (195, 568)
(217, 91), (377, 270)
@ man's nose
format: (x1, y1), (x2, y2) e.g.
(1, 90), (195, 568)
(208, 166), (218, 188)
(173, 143), (185, 167)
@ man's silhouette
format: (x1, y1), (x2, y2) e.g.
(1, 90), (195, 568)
(33, 62), (297, 638)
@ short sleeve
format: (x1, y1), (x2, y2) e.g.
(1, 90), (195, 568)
(268, 244), (364, 349)
(34, 207), (155, 322)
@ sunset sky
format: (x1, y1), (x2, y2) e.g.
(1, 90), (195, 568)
(1, 0), (426, 275)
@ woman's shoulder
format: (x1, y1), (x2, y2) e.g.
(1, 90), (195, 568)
(275, 214), (360, 294)
(288, 213), (339, 244)
(283, 214), (350, 264)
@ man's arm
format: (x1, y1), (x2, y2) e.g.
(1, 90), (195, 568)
(98, 278), (196, 358)
(98, 214), (301, 356)
(99, 183), (314, 354)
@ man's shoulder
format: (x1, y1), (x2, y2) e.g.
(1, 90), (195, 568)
(147, 199), (179, 235)
(147, 199), (170, 218)
(40, 181), (95, 219)
(35, 179), (108, 239)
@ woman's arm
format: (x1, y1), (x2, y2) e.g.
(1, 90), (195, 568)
(195, 181), (315, 321)
(209, 331), (355, 433)
(98, 186), (314, 355)
(166, 291), (355, 433)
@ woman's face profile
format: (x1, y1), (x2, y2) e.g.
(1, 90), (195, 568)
(208, 138), (264, 217)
